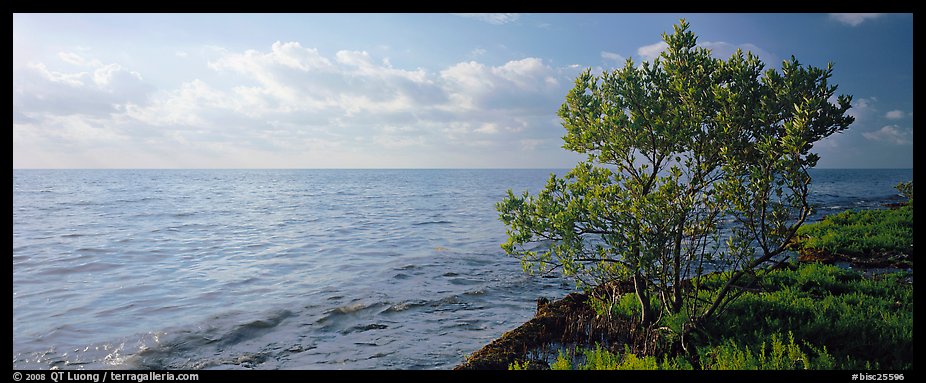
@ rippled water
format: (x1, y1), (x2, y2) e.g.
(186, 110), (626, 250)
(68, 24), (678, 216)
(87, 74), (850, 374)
(11, 168), (911, 370)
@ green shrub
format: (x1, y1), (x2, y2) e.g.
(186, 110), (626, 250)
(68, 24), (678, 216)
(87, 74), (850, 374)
(511, 265), (912, 370)
(551, 349), (574, 370)
(703, 264), (912, 369)
(545, 344), (692, 370)
(895, 181), (913, 201)
(699, 332), (834, 370)
(795, 204), (912, 258)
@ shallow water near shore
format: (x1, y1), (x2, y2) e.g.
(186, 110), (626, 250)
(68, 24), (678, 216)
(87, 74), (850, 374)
(12, 168), (911, 369)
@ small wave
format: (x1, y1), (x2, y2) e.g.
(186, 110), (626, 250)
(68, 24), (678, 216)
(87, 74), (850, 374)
(380, 293), (471, 316)
(449, 278), (482, 286)
(113, 196), (159, 204)
(316, 302), (388, 327)
(367, 351), (395, 360)
(451, 319), (488, 331)
(380, 300), (429, 314)
(379, 289), (486, 315)
(14, 330), (167, 370)
(340, 323), (389, 335)
(437, 295), (463, 306)
(412, 220), (453, 226)
(35, 260), (122, 275)
(124, 310), (296, 369)
(463, 288), (486, 296)
(226, 276), (259, 287)
(332, 302), (373, 315)
(75, 247), (110, 254)
(216, 309), (295, 346)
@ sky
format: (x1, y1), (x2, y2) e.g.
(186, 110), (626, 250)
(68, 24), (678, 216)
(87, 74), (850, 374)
(12, 13), (913, 169)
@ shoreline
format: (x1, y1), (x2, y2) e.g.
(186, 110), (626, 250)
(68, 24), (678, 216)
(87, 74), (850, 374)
(459, 201), (913, 370)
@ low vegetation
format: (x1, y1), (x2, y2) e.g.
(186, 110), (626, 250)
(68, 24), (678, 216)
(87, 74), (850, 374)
(790, 181), (913, 268)
(508, 263), (912, 370)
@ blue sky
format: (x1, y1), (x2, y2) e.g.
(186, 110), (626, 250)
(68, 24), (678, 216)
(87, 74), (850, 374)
(12, 13), (913, 168)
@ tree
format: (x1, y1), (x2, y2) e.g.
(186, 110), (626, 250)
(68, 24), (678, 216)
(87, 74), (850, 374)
(497, 20), (854, 329)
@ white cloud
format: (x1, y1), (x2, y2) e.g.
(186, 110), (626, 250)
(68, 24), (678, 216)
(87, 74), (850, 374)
(474, 122), (499, 134)
(454, 13), (520, 25)
(830, 13), (883, 27)
(493, 58), (556, 89)
(123, 79), (229, 127)
(519, 138), (545, 151)
(862, 125), (912, 145)
(17, 114), (126, 144)
(439, 57), (561, 112)
(846, 96), (878, 121)
(441, 61), (493, 92)
(29, 62), (87, 86)
(205, 42), (440, 120)
(335, 50), (429, 83)
(15, 55), (153, 119)
(210, 41), (333, 73)
(854, 97), (876, 108)
(15, 41), (579, 168)
(57, 51), (98, 67)
(470, 48), (487, 57)
(885, 109), (905, 120)
(92, 63), (143, 87)
(600, 51), (626, 63)
(637, 41), (668, 62)
(374, 134), (426, 149)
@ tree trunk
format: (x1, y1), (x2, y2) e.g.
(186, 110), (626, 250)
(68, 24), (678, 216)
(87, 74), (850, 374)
(672, 222), (684, 314)
(633, 272), (655, 326)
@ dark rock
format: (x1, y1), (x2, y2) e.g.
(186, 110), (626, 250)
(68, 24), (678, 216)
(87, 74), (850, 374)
(454, 279), (652, 370)
(536, 297), (550, 314)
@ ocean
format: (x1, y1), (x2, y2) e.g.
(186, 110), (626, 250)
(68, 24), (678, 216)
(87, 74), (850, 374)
(12, 168), (912, 370)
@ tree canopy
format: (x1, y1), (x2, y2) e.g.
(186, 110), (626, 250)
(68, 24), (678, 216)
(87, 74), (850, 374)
(497, 20), (854, 328)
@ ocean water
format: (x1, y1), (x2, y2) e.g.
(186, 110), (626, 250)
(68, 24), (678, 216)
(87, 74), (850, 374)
(12, 168), (912, 370)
